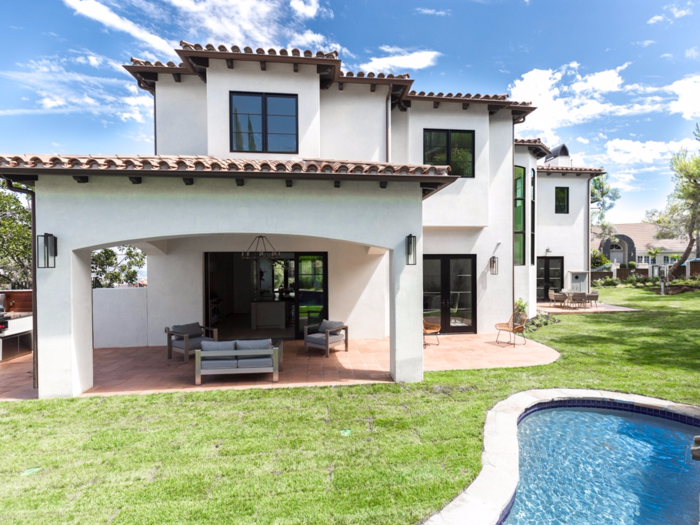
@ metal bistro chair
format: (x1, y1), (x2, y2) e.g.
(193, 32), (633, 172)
(495, 311), (528, 345)
(423, 319), (441, 347)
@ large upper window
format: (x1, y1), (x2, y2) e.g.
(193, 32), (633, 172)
(514, 166), (526, 266)
(530, 168), (536, 266)
(423, 130), (475, 177)
(555, 187), (569, 214)
(230, 92), (298, 153)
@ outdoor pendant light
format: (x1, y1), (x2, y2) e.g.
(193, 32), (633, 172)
(406, 234), (417, 265)
(489, 256), (499, 275)
(37, 233), (57, 268)
(242, 235), (281, 260)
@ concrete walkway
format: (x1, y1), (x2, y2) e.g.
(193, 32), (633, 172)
(0, 334), (559, 401)
(537, 302), (642, 315)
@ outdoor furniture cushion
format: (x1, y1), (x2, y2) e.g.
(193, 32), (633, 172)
(201, 341), (235, 352)
(305, 332), (345, 346)
(171, 322), (203, 339)
(238, 357), (274, 368)
(171, 336), (211, 350)
(319, 320), (344, 335)
(201, 359), (238, 370)
(236, 339), (272, 350)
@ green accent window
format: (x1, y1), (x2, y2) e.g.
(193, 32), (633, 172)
(230, 92), (298, 153)
(423, 129), (475, 177)
(514, 166), (526, 266)
(555, 187), (569, 214)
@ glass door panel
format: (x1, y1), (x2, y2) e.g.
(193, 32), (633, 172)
(548, 258), (563, 292)
(536, 258), (546, 301)
(537, 257), (565, 301)
(449, 258), (473, 330)
(295, 253), (327, 338)
(423, 259), (442, 325)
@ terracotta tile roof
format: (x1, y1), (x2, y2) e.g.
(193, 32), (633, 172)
(0, 154), (456, 199)
(179, 41), (339, 60)
(537, 165), (606, 175)
(0, 154), (448, 175)
(515, 138), (551, 158)
(405, 90), (534, 110)
(339, 71), (411, 80)
(592, 223), (689, 253)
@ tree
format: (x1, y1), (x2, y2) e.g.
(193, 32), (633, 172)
(644, 126), (700, 275)
(590, 249), (610, 269)
(91, 245), (146, 288)
(0, 180), (32, 288)
(590, 173), (621, 263)
(646, 247), (662, 264)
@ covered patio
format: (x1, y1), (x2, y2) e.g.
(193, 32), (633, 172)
(0, 334), (559, 401)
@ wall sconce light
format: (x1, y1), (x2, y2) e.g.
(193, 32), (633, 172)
(406, 234), (417, 265)
(37, 233), (57, 268)
(489, 255), (499, 275)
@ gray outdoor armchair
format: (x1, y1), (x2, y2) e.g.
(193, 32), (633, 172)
(548, 289), (567, 307)
(165, 322), (218, 363)
(304, 320), (348, 358)
(586, 290), (599, 308)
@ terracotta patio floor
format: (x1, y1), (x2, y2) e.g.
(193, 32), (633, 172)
(0, 334), (559, 401)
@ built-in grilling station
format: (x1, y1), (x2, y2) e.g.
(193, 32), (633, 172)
(0, 292), (33, 363)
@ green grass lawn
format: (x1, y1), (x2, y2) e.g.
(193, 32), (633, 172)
(1, 287), (699, 524)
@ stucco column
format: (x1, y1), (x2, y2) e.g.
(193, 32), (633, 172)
(37, 249), (93, 398)
(389, 238), (424, 383)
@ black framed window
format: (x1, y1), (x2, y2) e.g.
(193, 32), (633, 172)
(423, 129), (475, 177)
(530, 168), (536, 265)
(555, 187), (569, 214)
(514, 166), (526, 266)
(230, 92), (298, 153)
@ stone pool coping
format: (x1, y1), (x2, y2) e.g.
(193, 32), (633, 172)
(423, 388), (700, 525)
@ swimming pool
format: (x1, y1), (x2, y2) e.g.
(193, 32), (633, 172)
(504, 407), (700, 524)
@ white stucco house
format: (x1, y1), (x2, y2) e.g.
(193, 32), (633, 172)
(0, 42), (603, 398)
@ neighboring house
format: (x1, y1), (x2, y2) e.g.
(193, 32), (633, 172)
(593, 223), (690, 267)
(0, 42), (600, 398)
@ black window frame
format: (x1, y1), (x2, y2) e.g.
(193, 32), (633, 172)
(423, 129), (476, 178)
(555, 186), (569, 214)
(229, 91), (299, 154)
(514, 165), (526, 266)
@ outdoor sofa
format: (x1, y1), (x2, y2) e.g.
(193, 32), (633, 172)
(195, 338), (280, 385)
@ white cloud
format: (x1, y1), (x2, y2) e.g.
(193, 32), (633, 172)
(509, 62), (700, 144)
(661, 53), (674, 59)
(647, 3), (693, 24)
(290, 0), (319, 18)
(634, 40), (656, 47)
(604, 138), (699, 166)
(415, 8), (451, 16)
(359, 49), (441, 73)
(40, 96), (67, 109)
(667, 75), (700, 119)
(577, 137), (590, 144)
(608, 171), (640, 192)
(686, 47), (699, 59)
(62, 0), (177, 58)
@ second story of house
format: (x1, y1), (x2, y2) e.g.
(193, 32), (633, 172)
(126, 42), (536, 229)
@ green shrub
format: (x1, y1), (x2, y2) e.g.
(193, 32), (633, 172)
(624, 275), (638, 285)
(601, 277), (621, 287)
(620, 263), (628, 269)
(525, 312), (561, 333)
(628, 261), (637, 268)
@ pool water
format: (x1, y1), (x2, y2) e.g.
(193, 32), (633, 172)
(505, 408), (700, 524)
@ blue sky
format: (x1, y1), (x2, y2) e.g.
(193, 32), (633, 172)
(1, 0), (699, 223)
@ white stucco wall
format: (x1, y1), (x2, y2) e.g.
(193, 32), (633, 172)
(320, 83), (388, 162)
(35, 175), (426, 397)
(398, 101), (493, 228)
(537, 173), (591, 289)
(93, 288), (148, 348)
(514, 147), (538, 317)
(155, 74), (208, 155)
(205, 60), (321, 159)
